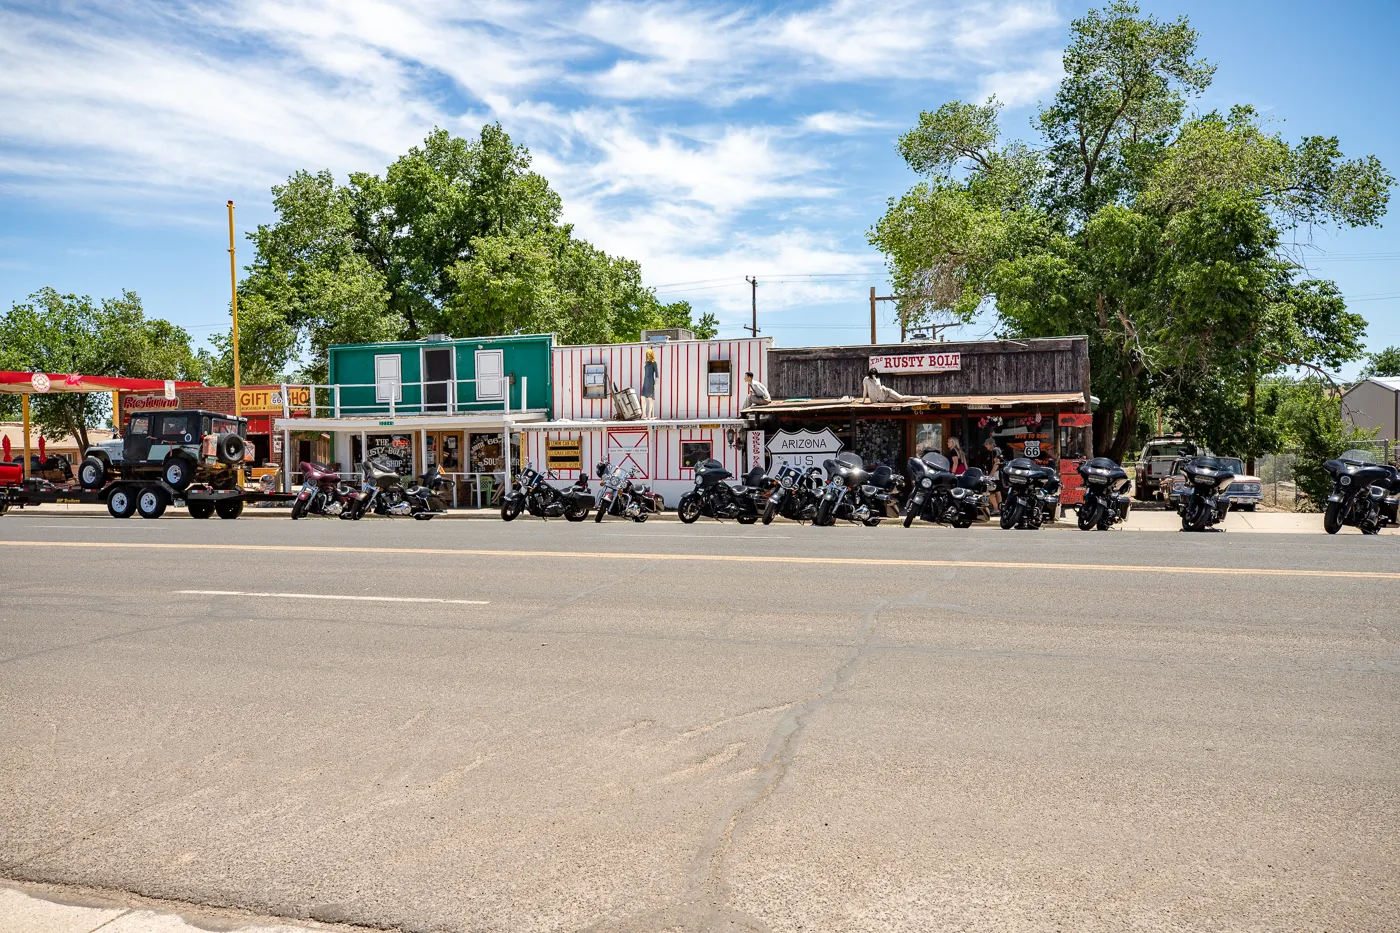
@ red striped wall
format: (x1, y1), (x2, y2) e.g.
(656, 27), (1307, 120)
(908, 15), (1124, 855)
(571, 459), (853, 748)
(551, 338), (771, 421)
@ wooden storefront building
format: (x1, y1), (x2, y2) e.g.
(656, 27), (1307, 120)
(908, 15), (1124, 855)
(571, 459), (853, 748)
(754, 337), (1094, 474)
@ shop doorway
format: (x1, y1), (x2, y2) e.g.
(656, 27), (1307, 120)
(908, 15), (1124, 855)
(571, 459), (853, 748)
(425, 431), (463, 473)
(424, 347), (453, 412)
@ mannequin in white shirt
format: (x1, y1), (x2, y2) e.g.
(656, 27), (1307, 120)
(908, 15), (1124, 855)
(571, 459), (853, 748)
(862, 368), (915, 403)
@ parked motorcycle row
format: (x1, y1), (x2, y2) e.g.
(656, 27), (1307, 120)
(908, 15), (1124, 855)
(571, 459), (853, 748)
(292, 449), (1400, 535)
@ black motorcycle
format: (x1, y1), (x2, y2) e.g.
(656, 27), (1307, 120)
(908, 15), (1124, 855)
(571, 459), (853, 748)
(1175, 455), (1233, 532)
(761, 463), (824, 525)
(349, 461), (449, 520)
(814, 453), (901, 527)
(1075, 457), (1132, 531)
(902, 451), (988, 528)
(500, 460), (594, 522)
(676, 459), (763, 524)
(593, 460), (664, 523)
(1322, 449), (1400, 535)
(999, 457), (1061, 529)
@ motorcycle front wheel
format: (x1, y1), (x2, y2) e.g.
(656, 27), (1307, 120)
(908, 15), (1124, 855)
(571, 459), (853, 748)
(762, 499), (777, 525)
(291, 496), (308, 520)
(999, 501), (1020, 530)
(1323, 501), (1343, 535)
(677, 494), (702, 524)
(501, 497), (523, 522)
(903, 496), (920, 528)
(1076, 504), (1097, 531)
(816, 498), (834, 527)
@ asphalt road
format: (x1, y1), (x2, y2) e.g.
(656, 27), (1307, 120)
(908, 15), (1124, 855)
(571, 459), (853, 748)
(1, 517), (1397, 933)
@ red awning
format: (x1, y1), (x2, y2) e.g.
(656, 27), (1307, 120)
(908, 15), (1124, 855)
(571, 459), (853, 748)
(0, 372), (203, 395)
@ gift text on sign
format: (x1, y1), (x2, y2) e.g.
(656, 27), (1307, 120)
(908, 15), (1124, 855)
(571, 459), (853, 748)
(869, 353), (961, 374)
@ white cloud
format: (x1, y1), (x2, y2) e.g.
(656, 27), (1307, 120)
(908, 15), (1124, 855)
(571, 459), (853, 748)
(0, 0), (1067, 339)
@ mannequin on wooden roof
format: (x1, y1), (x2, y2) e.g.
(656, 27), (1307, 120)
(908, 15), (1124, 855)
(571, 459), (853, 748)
(862, 368), (916, 404)
(641, 347), (658, 418)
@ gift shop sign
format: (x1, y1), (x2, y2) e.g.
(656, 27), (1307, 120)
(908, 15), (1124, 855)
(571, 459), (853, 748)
(239, 386), (310, 414)
(869, 352), (961, 374)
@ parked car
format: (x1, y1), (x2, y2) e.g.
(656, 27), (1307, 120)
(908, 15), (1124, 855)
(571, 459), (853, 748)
(1164, 456), (1263, 511)
(1134, 436), (1208, 500)
(78, 410), (252, 493)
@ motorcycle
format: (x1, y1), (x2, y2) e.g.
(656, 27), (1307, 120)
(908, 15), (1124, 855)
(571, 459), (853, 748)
(902, 451), (988, 528)
(761, 463), (824, 525)
(1174, 455), (1234, 532)
(593, 460), (664, 523)
(1075, 457), (1132, 531)
(1322, 449), (1400, 535)
(500, 460), (595, 521)
(348, 461), (450, 520)
(676, 459), (763, 524)
(999, 457), (1061, 530)
(814, 453), (901, 527)
(290, 461), (356, 519)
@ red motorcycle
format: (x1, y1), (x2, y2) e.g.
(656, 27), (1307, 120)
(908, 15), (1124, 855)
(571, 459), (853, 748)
(290, 461), (356, 519)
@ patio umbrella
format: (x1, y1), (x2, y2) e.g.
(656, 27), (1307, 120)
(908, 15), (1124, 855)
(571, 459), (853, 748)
(2, 435), (10, 462)
(38, 436), (45, 461)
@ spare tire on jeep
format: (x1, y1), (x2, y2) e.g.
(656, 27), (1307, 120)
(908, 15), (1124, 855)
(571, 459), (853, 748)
(78, 456), (108, 489)
(217, 432), (247, 465)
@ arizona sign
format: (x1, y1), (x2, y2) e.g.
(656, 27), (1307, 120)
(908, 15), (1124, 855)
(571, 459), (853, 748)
(868, 352), (961, 374)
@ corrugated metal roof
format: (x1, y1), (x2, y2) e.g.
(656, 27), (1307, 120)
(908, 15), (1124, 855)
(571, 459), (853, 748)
(744, 392), (1087, 414)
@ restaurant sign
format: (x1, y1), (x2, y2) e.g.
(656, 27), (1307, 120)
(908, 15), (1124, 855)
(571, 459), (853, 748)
(869, 352), (961, 374)
(123, 393), (179, 411)
(767, 428), (842, 474)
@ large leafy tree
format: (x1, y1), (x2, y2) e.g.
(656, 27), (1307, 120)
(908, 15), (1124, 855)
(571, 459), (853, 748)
(1361, 346), (1400, 378)
(238, 125), (714, 381)
(870, 2), (1392, 462)
(0, 288), (207, 451)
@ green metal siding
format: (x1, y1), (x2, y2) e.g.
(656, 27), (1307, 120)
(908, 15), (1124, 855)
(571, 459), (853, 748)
(328, 334), (553, 416)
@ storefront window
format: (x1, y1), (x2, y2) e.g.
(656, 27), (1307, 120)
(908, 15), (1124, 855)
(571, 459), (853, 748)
(367, 434), (413, 473)
(470, 433), (504, 473)
(974, 414), (1056, 465)
(855, 419), (902, 470)
(912, 422), (943, 459)
(681, 441), (713, 468)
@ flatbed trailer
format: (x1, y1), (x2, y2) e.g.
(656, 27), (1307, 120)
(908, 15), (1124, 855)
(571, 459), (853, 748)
(0, 479), (293, 518)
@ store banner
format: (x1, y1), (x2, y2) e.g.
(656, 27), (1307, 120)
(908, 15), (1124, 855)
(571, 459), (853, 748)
(747, 430), (765, 471)
(869, 352), (961, 374)
(239, 386), (311, 414)
(767, 428), (841, 475)
(1058, 413), (1093, 427)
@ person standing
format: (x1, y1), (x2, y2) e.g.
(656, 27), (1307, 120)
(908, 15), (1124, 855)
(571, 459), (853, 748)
(980, 436), (1004, 515)
(743, 372), (770, 409)
(640, 347), (659, 419)
(947, 437), (966, 475)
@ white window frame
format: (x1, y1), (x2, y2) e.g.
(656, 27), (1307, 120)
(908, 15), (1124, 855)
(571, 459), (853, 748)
(707, 359), (732, 396)
(582, 362), (608, 399)
(475, 349), (505, 401)
(374, 354), (402, 403)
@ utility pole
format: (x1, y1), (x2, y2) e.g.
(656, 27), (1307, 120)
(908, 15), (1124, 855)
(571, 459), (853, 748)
(227, 200), (242, 417)
(744, 276), (760, 336)
(869, 287), (877, 343)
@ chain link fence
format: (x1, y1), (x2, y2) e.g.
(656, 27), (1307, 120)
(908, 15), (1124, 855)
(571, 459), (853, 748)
(1257, 441), (1394, 511)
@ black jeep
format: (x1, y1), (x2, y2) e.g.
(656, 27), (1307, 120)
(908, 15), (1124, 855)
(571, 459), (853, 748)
(79, 410), (251, 495)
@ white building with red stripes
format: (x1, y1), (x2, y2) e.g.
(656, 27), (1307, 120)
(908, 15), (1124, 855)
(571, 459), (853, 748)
(520, 337), (771, 506)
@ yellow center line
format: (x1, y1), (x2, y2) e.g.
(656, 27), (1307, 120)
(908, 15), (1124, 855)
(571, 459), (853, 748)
(1, 538), (1396, 581)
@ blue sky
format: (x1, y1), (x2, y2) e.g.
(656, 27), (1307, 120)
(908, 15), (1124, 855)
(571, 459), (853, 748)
(1, 0), (1397, 374)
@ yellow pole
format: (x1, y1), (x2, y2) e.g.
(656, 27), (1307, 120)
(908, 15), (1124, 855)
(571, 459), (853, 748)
(112, 391), (121, 435)
(228, 200), (245, 485)
(21, 393), (31, 480)
(227, 200), (241, 417)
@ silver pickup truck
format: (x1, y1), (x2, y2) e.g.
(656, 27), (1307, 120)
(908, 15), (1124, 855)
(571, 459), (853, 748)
(1134, 436), (1209, 500)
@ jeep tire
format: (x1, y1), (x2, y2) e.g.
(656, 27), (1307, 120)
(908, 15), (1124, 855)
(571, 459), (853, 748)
(217, 433), (247, 465)
(188, 501), (215, 519)
(136, 487), (168, 519)
(78, 456), (108, 490)
(162, 455), (193, 491)
(216, 498), (244, 520)
(106, 486), (137, 519)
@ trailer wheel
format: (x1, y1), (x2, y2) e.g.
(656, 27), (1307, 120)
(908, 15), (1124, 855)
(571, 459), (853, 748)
(188, 502), (214, 519)
(136, 487), (168, 519)
(215, 498), (244, 520)
(107, 486), (137, 518)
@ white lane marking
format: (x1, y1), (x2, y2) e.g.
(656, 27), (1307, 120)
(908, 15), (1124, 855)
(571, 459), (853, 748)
(174, 590), (488, 605)
(601, 532), (791, 539)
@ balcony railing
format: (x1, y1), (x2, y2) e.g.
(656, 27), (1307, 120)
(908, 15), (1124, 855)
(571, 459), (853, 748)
(277, 377), (529, 419)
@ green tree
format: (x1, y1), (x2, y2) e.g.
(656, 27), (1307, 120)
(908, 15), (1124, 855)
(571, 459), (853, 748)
(236, 124), (714, 374)
(869, 2), (1392, 462)
(1361, 346), (1400, 378)
(1277, 378), (1377, 508)
(0, 288), (205, 451)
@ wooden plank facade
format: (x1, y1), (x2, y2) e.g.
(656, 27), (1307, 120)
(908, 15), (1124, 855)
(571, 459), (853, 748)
(552, 338), (769, 421)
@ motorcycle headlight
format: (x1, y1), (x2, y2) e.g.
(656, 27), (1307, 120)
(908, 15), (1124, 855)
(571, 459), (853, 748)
(1340, 475), (1352, 486)
(920, 477), (932, 488)
(781, 476), (793, 488)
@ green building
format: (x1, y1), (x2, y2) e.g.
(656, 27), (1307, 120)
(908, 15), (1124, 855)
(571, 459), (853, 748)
(274, 333), (552, 505)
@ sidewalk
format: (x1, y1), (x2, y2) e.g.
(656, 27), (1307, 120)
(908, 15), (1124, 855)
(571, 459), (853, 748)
(0, 881), (342, 933)
(3, 501), (1378, 533)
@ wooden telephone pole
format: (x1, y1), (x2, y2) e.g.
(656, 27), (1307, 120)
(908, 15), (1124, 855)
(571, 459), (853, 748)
(744, 276), (759, 336)
(870, 288), (900, 343)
